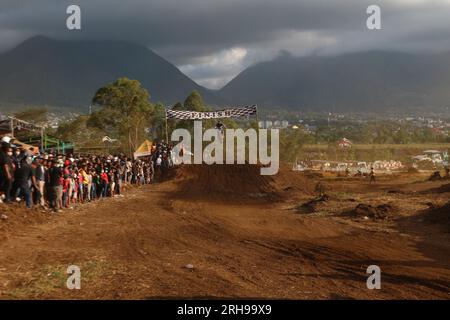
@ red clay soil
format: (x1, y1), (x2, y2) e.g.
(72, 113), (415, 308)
(420, 202), (450, 232)
(426, 183), (450, 194)
(0, 205), (54, 242)
(0, 166), (449, 299)
(174, 164), (315, 201)
(344, 203), (397, 220)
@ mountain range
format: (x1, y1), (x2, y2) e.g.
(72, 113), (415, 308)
(1, 36), (450, 114)
(0, 36), (219, 112)
(221, 51), (450, 113)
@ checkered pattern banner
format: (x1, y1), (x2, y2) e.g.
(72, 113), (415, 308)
(166, 105), (257, 120)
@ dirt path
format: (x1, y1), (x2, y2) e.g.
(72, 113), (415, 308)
(0, 173), (449, 299)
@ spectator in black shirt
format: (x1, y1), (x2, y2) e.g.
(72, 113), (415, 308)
(31, 159), (44, 207)
(12, 148), (23, 169)
(0, 144), (14, 203)
(48, 160), (63, 212)
(13, 157), (36, 208)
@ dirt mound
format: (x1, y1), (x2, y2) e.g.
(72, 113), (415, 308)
(421, 202), (450, 231)
(428, 171), (443, 181)
(303, 171), (324, 179)
(422, 183), (450, 194)
(435, 183), (450, 193)
(297, 194), (331, 214)
(344, 203), (396, 220)
(407, 167), (419, 174)
(173, 164), (314, 201)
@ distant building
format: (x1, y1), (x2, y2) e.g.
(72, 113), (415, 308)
(337, 138), (352, 148)
(303, 124), (317, 133)
(259, 120), (289, 129)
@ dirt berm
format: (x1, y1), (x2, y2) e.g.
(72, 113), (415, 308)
(173, 163), (314, 201)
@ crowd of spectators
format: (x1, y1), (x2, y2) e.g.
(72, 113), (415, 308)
(0, 136), (173, 212)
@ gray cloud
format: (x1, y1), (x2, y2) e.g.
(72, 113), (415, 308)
(1, 0), (450, 88)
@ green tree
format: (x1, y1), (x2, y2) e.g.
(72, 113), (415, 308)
(279, 128), (312, 163)
(171, 91), (207, 133)
(184, 90), (205, 112)
(394, 126), (411, 144)
(56, 115), (106, 150)
(172, 102), (184, 111)
(148, 102), (168, 141)
(90, 77), (154, 155)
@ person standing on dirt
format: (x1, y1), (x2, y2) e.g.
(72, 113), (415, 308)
(13, 157), (37, 208)
(12, 148), (23, 170)
(109, 168), (116, 197)
(87, 169), (93, 202)
(155, 155), (162, 181)
(62, 171), (70, 208)
(315, 181), (325, 196)
(80, 166), (89, 202)
(161, 152), (170, 178)
(48, 160), (63, 212)
(34, 158), (46, 208)
(100, 169), (109, 198)
(78, 169), (85, 203)
(31, 159), (42, 207)
(90, 170), (98, 200)
(0, 142), (14, 203)
(113, 166), (121, 195)
(369, 167), (376, 183)
(126, 158), (132, 183)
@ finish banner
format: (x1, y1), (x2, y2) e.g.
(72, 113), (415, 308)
(166, 105), (257, 120)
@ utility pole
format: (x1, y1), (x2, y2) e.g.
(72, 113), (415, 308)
(10, 117), (14, 137)
(40, 127), (45, 153)
(165, 107), (169, 144)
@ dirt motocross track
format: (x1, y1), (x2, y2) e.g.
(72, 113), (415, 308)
(0, 164), (449, 299)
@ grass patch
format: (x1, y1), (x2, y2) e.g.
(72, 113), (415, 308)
(3, 260), (113, 299)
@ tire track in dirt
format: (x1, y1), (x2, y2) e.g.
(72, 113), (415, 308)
(0, 168), (449, 299)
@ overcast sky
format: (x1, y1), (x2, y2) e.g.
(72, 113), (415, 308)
(1, 0), (450, 89)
